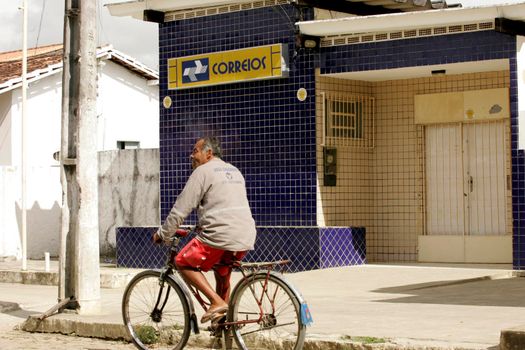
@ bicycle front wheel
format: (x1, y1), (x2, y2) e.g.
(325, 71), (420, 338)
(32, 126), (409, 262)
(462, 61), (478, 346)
(122, 270), (191, 350)
(229, 273), (306, 350)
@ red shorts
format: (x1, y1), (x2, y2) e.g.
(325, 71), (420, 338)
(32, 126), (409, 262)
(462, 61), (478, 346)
(175, 238), (247, 276)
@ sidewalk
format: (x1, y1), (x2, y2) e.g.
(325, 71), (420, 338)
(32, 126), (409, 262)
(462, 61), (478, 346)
(1, 259), (525, 349)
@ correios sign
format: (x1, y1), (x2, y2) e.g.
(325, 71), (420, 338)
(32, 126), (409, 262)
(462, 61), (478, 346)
(167, 44), (288, 89)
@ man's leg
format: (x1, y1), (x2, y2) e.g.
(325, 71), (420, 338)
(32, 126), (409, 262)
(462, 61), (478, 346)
(174, 238), (229, 322)
(214, 269), (231, 303)
(214, 251), (246, 303)
(177, 266), (228, 311)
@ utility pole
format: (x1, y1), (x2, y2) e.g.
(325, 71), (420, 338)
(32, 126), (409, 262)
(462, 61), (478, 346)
(58, 0), (100, 314)
(20, 0), (28, 271)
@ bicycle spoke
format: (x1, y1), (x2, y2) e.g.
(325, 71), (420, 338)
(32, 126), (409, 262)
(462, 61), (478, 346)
(122, 271), (191, 350)
(239, 321), (297, 336)
(231, 274), (305, 350)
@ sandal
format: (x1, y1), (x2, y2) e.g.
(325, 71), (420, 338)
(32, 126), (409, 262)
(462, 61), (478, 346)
(201, 305), (228, 323)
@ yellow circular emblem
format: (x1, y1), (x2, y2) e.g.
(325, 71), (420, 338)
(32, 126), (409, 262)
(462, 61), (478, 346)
(297, 88), (307, 102)
(163, 96), (172, 109)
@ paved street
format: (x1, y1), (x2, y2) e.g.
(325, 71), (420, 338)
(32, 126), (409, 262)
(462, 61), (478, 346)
(0, 282), (208, 350)
(0, 329), (136, 350)
(2, 264), (525, 349)
(0, 328), (212, 350)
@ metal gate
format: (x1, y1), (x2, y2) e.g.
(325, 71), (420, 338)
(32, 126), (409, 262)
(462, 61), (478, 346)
(425, 121), (507, 236)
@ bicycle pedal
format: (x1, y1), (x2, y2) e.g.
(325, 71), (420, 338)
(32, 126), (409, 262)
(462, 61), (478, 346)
(212, 315), (226, 324)
(207, 324), (220, 337)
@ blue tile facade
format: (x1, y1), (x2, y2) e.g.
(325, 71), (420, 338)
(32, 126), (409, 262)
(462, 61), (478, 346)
(158, 5), (318, 227)
(514, 150), (525, 269)
(116, 5), (368, 272)
(116, 226), (366, 272)
(320, 30), (524, 269)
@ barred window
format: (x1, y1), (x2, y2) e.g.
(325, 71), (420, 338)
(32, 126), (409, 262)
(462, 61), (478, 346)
(324, 93), (374, 148)
(327, 100), (363, 139)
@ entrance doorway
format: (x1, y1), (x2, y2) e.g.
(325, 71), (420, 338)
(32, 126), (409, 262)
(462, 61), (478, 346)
(419, 121), (511, 262)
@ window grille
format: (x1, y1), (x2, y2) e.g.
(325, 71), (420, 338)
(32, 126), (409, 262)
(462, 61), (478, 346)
(323, 93), (375, 148)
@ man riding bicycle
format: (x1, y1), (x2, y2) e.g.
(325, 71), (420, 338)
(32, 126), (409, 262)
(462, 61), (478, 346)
(153, 136), (256, 323)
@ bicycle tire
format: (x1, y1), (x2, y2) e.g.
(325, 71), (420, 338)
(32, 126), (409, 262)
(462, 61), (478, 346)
(228, 273), (306, 350)
(122, 270), (191, 350)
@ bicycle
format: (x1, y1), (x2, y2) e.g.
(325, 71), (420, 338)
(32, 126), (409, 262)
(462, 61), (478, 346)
(122, 227), (313, 350)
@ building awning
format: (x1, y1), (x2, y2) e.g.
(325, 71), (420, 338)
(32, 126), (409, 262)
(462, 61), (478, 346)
(107, 0), (451, 20)
(107, 0), (257, 19)
(297, 2), (525, 37)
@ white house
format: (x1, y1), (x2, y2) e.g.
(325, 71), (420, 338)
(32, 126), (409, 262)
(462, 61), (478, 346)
(0, 44), (159, 260)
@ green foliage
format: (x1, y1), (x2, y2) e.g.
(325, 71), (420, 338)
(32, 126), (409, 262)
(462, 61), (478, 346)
(341, 335), (386, 344)
(136, 325), (158, 345)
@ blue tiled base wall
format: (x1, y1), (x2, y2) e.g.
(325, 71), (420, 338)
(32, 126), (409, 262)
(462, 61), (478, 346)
(116, 226), (366, 272)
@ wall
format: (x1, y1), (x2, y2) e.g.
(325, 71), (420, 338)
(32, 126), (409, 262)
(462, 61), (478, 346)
(9, 73), (62, 167)
(316, 71), (511, 262)
(0, 166), (61, 259)
(0, 166), (21, 259)
(0, 58), (160, 260)
(0, 73), (63, 259)
(97, 63), (159, 150)
(315, 74), (373, 228)
(515, 36), (525, 268)
(0, 149), (160, 259)
(0, 91), (12, 165)
(319, 30), (520, 263)
(98, 149), (160, 256)
(158, 4), (317, 227)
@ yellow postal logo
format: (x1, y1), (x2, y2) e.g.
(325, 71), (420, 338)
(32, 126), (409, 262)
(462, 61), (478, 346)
(168, 44), (287, 90)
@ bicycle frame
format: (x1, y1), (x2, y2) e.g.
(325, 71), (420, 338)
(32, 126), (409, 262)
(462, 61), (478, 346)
(160, 232), (309, 334)
(153, 265), (200, 334)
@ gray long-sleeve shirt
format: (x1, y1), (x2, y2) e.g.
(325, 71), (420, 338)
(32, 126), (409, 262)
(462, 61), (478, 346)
(159, 158), (256, 251)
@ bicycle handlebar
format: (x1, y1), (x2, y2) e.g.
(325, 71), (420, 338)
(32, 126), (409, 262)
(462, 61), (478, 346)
(175, 229), (189, 237)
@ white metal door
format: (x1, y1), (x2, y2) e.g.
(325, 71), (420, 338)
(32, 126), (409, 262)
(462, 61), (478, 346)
(426, 121), (507, 236)
(464, 122), (507, 235)
(426, 124), (465, 235)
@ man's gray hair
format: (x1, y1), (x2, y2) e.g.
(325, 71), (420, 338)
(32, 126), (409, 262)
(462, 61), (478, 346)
(200, 136), (222, 158)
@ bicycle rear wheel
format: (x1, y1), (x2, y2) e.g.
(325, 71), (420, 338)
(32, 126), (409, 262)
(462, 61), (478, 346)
(122, 270), (191, 350)
(229, 273), (306, 350)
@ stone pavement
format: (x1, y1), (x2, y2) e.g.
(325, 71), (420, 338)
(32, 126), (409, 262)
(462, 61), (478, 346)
(1, 259), (525, 349)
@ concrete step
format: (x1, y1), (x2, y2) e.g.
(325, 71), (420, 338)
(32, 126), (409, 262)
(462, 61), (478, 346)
(0, 269), (139, 289)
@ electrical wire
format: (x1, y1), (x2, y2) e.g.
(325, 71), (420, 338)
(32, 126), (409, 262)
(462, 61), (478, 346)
(98, 0), (110, 47)
(32, 0), (46, 55)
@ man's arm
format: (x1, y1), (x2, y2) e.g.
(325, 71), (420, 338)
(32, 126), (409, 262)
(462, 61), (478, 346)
(156, 169), (206, 241)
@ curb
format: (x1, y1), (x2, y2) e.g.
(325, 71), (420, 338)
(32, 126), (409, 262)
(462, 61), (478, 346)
(0, 271), (58, 286)
(0, 301), (20, 313)
(20, 316), (496, 350)
(500, 325), (525, 350)
(0, 270), (137, 289)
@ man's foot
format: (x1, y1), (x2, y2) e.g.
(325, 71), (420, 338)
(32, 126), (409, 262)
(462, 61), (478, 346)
(201, 305), (228, 323)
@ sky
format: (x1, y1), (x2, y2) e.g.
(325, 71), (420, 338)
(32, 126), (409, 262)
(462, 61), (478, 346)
(0, 0), (524, 71)
(0, 0), (158, 69)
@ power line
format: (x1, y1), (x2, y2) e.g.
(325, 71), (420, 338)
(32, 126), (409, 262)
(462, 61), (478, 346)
(32, 0), (46, 54)
(97, 0), (109, 46)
